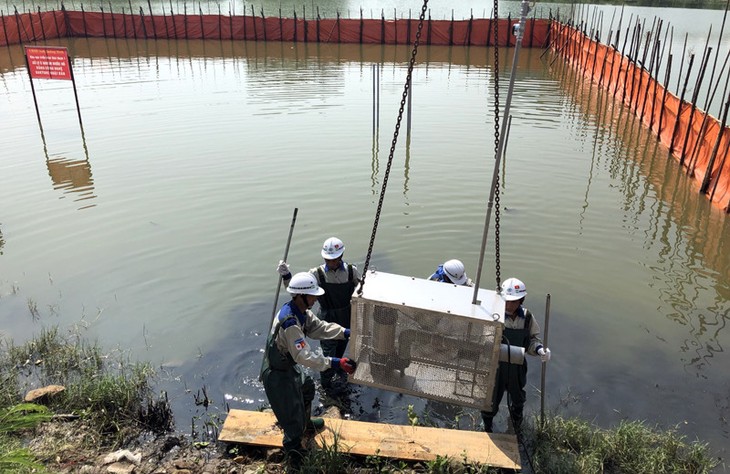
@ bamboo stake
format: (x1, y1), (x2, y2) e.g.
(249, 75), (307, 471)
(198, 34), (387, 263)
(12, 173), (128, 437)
(679, 40), (712, 166)
(669, 53), (695, 154)
(658, 54), (673, 138)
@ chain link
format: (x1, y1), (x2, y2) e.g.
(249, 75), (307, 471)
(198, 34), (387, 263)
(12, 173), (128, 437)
(493, 0), (501, 291)
(358, 0), (429, 296)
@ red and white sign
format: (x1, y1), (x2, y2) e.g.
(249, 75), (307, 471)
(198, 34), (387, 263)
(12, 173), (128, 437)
(25, 46), (72, 81)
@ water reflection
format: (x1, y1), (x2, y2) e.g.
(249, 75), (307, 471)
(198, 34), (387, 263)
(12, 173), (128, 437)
(553, 50), (730, 378)
(46, 156), (97, 208)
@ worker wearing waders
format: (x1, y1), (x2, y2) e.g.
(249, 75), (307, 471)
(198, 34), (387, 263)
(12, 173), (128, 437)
(260, 272), (357, 463)
(429, 259), (474, 287)
(277, 237), (361, 391)
(480, 278), (551, 434)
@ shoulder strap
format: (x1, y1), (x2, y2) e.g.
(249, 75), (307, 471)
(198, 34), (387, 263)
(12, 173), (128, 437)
(523, 308), (533, 329)
(348, 264), (354, 282)
(316, 267), (326, 286)
(274, 314), (298, 337)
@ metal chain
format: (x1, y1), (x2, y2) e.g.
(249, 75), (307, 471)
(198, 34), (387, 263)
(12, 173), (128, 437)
(358, 0), (429, 296)
(493, 0), (501, 291)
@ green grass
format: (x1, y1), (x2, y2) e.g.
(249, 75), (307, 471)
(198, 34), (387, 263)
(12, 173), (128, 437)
(0, 326), (173, 468)
(529, 415), (719, 474)
(0, 403), (52, 472)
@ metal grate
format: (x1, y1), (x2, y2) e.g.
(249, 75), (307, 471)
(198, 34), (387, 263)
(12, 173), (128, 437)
(349, 271), (504, 411)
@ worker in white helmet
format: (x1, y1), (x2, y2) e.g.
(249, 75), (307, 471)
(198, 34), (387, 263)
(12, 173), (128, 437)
(277, 236), (361, 392)
(429, 259), (474, 287)
(481, 277), (551, 434)
(260, 272), (356, 465)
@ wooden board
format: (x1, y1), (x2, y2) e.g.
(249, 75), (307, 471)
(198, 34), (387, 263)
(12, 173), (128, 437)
(219, 409), (520, 470)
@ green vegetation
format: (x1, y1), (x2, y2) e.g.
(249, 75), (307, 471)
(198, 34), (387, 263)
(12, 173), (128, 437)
(528, 415), (719, 473)
(0, 403), (51, 472)
(0, 327), (173, 471)
(0, 327), (720, 473)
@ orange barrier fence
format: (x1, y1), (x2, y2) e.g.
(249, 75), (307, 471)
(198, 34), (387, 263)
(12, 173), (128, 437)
(551, 22), (730, 212)
(1, 9), (551, 47)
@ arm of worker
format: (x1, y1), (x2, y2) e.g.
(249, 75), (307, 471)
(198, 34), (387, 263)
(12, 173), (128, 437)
(526, 312), (551, 362)
(304, 313), (349, 341)
(525, 311), (544, 356)
(279, 319), (335, 372)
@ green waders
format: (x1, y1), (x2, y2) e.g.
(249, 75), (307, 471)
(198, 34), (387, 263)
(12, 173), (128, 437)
(260, 317), (315, 455)
(316, 265), (356, 388)
(481, 311), (532, 433)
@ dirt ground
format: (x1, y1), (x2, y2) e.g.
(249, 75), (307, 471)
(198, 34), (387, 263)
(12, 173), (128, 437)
(27, 418), (292, 474)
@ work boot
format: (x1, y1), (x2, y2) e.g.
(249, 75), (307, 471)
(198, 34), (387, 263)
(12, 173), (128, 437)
(285, 447), (309, 471)
(306, 417), (325, 434)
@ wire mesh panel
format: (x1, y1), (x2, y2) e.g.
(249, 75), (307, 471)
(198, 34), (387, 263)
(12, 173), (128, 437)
(350, 271), (504, 411)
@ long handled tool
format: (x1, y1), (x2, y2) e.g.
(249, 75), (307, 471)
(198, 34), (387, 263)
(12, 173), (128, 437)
(540, 293), (551, 428)
(268, 208), (298, 333)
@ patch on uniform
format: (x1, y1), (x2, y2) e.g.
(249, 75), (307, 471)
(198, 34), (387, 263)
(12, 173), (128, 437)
(294, 338), (306, 350)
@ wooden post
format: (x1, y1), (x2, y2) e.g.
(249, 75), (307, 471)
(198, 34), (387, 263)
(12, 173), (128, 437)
(251, 4), (257, 40)
(171, 0), (178, 39)
(129, 0), (137, 38)
(37, 7), (46, 41)
(669, 53), (695, 154)
(448, 9), (453, 46)
(148, 0), (156, 38)
(261, 6), (266, 42)
(52, 7), (62, 39)
(657, 54), (672, 138)
(679, 46), (711, 166)
(701, 94), (730, 194)
(140, 7), (148, 38)
(0, 11), (9, 46)
(79, 4), (87, 38)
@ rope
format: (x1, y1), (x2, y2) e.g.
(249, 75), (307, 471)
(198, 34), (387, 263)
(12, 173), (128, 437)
(358, 0), (429, 296)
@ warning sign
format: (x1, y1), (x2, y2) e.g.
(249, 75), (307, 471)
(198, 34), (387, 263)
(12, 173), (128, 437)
(25, 46), (72, 80)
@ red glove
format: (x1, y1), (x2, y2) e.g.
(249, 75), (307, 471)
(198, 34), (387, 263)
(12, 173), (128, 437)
(339, 357), (357, 374)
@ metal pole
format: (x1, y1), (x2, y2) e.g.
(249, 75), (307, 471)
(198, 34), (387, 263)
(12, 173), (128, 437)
(23, 48), (44, 132)
(372, 64), (375, 136)
(473, 0), (530, 304)
(68, 55), (84, 129)
(406, 76), (412, 135)
(540, 293), (551, 428)
(269, 208), (299, 330)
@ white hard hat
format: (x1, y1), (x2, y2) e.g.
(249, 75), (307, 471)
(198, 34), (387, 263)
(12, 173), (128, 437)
(321, 237), (345, 259)
(502, 277), (527, 301)
(443, 259), (468, 286)
(287, 272), (325, 296)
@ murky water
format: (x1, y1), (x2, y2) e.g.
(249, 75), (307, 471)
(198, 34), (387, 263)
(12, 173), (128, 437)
(1, 6), (729, 465)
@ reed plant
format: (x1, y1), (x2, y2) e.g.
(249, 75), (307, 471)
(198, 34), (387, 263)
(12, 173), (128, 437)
(529, 414), (719, 473)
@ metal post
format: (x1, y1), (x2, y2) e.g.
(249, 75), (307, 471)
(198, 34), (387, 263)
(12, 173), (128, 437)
(473, 0), (531, 303)
(540, 293), (551, 428)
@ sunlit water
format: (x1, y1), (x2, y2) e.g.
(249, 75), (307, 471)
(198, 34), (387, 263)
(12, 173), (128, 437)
(1, 10), (729, 466)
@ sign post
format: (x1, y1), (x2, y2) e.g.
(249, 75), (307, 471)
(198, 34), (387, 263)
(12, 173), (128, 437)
(23, 46), (84, 130)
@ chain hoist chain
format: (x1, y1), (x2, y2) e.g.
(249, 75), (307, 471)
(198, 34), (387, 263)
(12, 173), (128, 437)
(493, 0), (501, 291)
(358, 0), (429, 296)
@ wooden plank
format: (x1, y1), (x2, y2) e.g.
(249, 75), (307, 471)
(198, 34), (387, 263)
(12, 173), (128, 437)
(219, 409), (521, 470)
